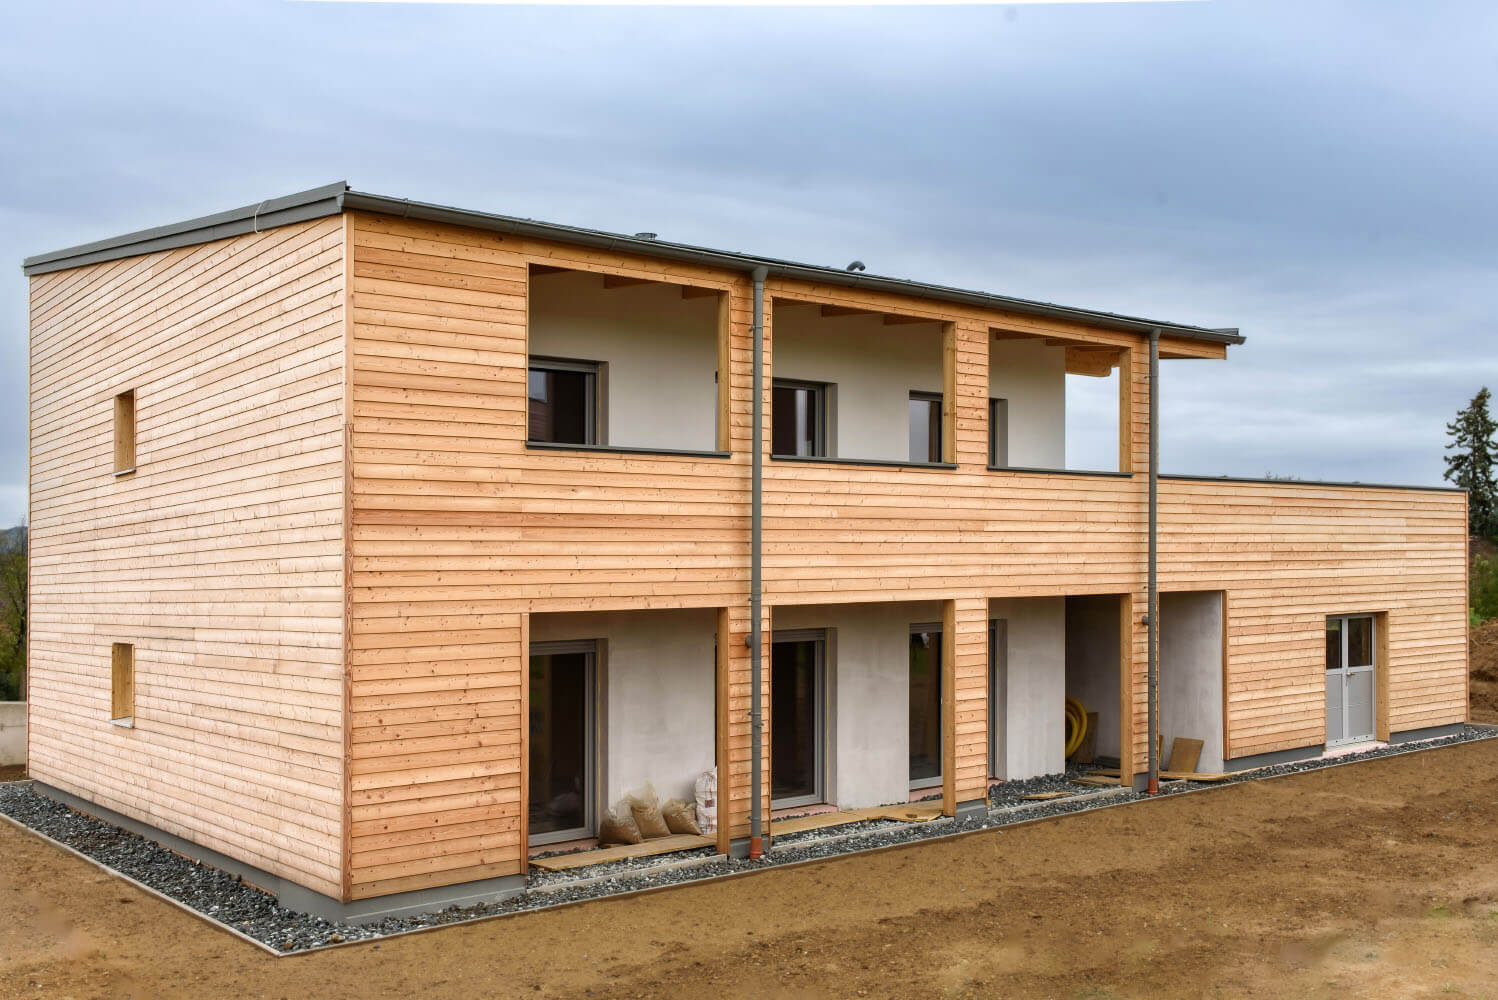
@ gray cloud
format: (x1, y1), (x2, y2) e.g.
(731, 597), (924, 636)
(2, 0), (1495, 525)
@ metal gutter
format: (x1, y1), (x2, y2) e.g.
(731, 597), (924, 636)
(22, 182), (348, 275)
(23, 181), (1242, 346)
(748, 265), (768, 861)
(338, 190), (1242, 346)
(1146, 329), (1160, 796)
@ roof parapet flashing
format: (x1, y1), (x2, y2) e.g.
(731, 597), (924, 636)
(22, 181), (1243, 348)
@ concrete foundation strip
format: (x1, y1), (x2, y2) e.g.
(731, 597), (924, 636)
(4, 727), (1495, 959)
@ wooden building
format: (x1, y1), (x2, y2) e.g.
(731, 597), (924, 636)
(23, 183), (1469, 919)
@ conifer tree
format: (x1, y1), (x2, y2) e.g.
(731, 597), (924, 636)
(1445, 387), (1498, 537)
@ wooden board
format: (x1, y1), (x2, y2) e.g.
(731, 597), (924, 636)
(27, 217), (349, 898)
(528, 834), (713, 872)
(1167, 738), (1204, 773)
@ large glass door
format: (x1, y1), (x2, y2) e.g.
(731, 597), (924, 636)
(910, 623), (943, 788)
(772, 632), (825, 807)
(1325, 615), (1376, 747)
(529, 641), (596, 844)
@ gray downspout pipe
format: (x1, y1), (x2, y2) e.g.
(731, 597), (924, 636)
(748, 266), (768, 858)
(1146, 328), (1160, 795)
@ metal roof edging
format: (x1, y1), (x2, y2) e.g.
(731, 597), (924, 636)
(337, 189), (1244, 347)
(21, 181), (349, 276)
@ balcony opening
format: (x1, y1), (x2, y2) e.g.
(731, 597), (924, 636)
(772, 300), (948, 465)
(527, 609), (719, 869)
(990, 329), (1124, 473)
(1064, 595), (1125, 772)
(527, 265), (725, 454)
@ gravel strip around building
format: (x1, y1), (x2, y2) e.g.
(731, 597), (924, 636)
(2, 725), (1494, 954)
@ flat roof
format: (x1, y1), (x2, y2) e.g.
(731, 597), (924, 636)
(23, 181), (1243, 347)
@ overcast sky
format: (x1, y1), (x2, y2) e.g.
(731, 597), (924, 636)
(3, 0), (1495, 525)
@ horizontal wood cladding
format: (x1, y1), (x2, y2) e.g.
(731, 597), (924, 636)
(1157, 479), (1468, 759)
(337, 212), (1463, 893)
(27, 217), (347, 897)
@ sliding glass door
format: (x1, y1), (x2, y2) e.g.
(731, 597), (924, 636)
(529, 641), (596, 844)
(909, 624), (943, 788)
(772, 632), (825, 807)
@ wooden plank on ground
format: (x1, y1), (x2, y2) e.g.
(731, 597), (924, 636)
(528, 833), (713, 871)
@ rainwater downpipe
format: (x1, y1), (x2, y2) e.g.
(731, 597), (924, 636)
(748, 265), (768, 859)
(1146, 328), (1160, 795)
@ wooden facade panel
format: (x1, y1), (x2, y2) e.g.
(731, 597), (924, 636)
(33, 206), (1465, 904)
(1158, 479), (1468, 759)
(27, 218), (347, 897)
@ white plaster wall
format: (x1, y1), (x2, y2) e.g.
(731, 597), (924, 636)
(771, 305), (944, 462)
(989, 598), (1067, 781)
(529, 271), (719, 452)
(1160, 591), (1225, 773)
(773, 601), (941, 809)
(1065, 596), (1123, 764)
(530, 609), (717, 808)
(0, 703), (23, 766)
(988, 338), (1067, 469)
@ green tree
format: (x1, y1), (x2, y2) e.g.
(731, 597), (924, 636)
(0, 524), (25, 701)
(1445, 387), (1498, 538)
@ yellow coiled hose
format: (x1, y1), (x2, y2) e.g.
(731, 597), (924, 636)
(1064, 696), (1089, 758)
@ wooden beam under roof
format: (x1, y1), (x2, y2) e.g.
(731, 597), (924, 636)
(602, 274), (653, 289)
(883, 314), (937, 326)
(1065, 345), (1123, 377)
(819, 304), (872, 318)
(529, 263), (567, 275)
(680, 285), (720, 299)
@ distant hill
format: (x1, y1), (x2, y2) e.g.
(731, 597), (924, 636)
(1, 526), (24, 550)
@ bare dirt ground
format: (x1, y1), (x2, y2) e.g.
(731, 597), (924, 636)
(5, 740), (1498, 999)
(1471, 618), (1498, 723)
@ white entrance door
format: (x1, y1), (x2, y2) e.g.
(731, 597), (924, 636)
(1325, 615), (1376, 747)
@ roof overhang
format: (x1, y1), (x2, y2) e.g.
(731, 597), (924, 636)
(24, 181), (1244, 348)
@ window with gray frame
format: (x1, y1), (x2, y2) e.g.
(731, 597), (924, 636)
(528, 639), (597, 844)
(988, 397), (1009, 468)
(773, 379), (828, 458)
(528, 357), (600, 446)
(909, 392), (943, 464)
(909, 622), (943, 788)
(771, 629), (827, 807)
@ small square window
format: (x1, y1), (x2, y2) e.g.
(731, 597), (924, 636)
(111, 642), (134, 723)
(528, 359), (599, 445)
(773, 380), (828, 458)
(114, 390), (136, 475)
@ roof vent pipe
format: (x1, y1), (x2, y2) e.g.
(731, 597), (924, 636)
(846, 260), (865, 272)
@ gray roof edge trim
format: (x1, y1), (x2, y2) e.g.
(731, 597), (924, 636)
(341, 190), (1244, 346)
(21, 181), (349, 276)
(1160, 472), (1466, 495)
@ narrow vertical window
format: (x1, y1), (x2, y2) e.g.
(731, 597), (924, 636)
(989, 397), (1009, 468)
(909, 624), (943, 787)
(111, 642), (134, 723)
(908, 392), (942, 464)
(114, 390), (136, 474)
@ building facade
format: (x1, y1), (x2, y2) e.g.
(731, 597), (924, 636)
(23, 184), (1469, 919)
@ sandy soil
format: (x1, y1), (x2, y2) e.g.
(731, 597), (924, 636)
(1471, 619), (1498, 724)
(5, 740), (1498, 999)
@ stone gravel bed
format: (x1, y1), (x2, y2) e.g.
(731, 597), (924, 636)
(2, 724), (1493, 954)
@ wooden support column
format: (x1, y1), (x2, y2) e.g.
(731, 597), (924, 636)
(719, 602), (770, 851)
(942, 596), (990, 814)
(1121, 592), (1148, 785)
